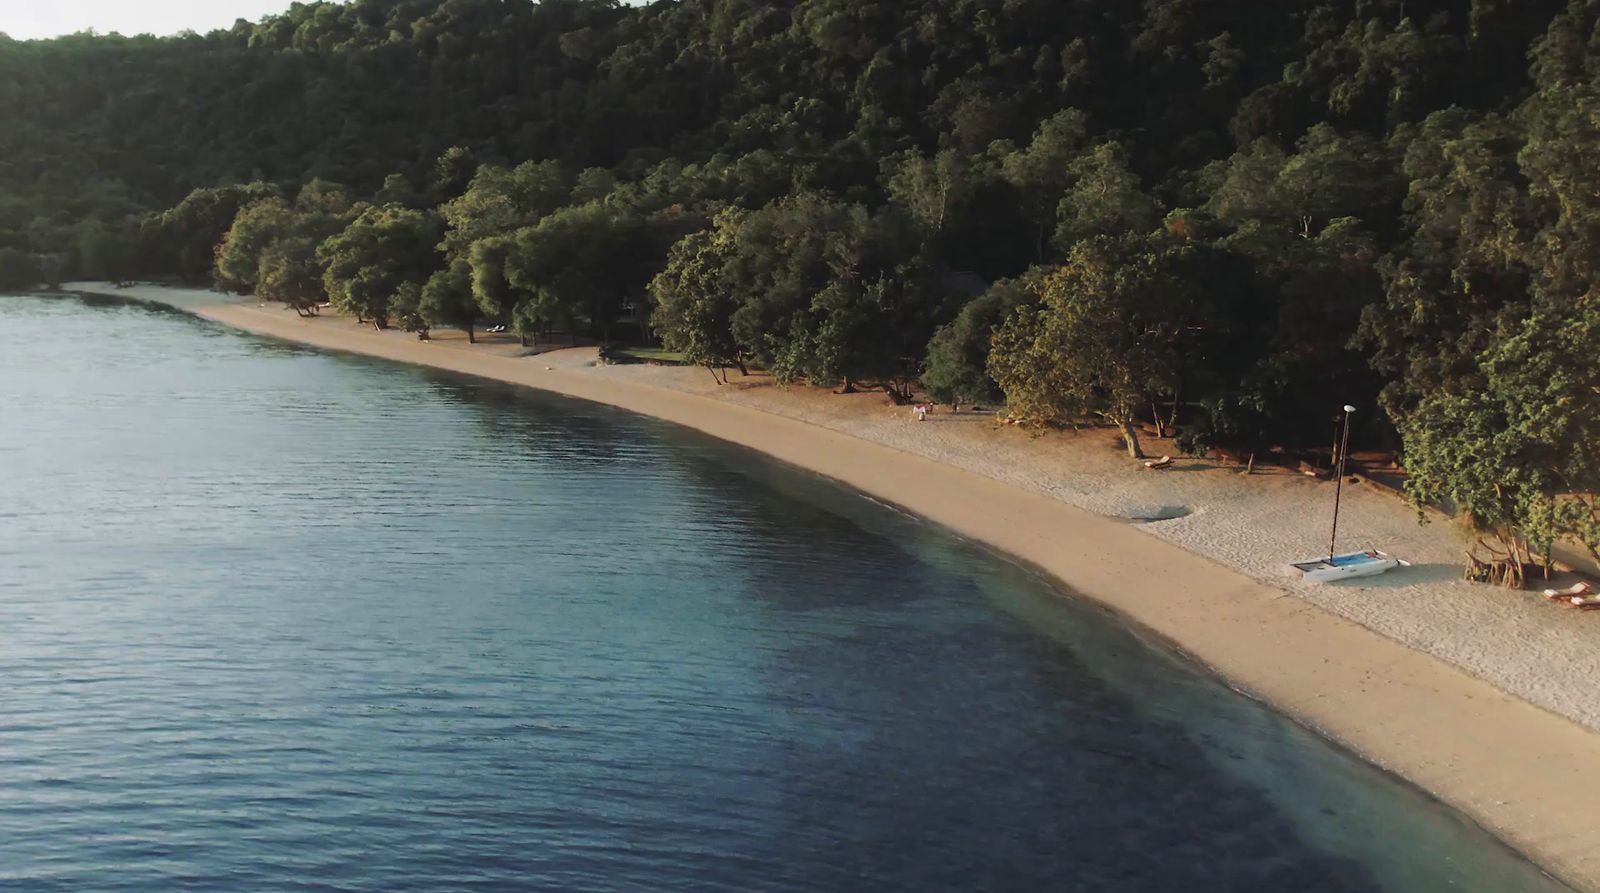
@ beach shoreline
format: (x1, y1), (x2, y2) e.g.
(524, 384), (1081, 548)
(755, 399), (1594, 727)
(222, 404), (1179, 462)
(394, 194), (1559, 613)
(58, 284), (1600, 891)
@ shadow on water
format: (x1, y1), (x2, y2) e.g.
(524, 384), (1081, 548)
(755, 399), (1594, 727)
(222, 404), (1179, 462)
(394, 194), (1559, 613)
(9, 288), (192, 318)
(420, 373), (653, 470)
(9, 289), (317, 359)
(419, 372), (929, 610)
(66, 289), (195, 316)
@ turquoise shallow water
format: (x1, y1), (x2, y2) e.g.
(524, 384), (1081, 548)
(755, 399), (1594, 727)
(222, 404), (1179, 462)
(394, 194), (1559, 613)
(0, 294), (1572, 892)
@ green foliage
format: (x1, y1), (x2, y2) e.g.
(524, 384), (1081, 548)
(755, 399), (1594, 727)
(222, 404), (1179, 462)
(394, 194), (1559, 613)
(650, 226), (746, 379)
(1176, 217), (1383, 456)
(215, 199), (296, 294)
(391, 281), (429, 335)
(256, 236), (325, 313)
(419, 259), (481, 341)
(1401, 300), (1600, 581)
(1053, 143), (1162, 248)
(884, 149), (976, 239)
(8, 0), (1599, 574)
(922, 273), (1042, 406)
(318, 204), (442, 327)
(989, 236), (1203, 457)
(650, 194), (944, 390)
(1000, 110), (1090, 262)
(439, 161), (574, 259)
(73, 219), (132, 284)
(466, 236), (518, 333)
(1356, 109), (1533, 415)
(214, 189), (352, 302)
(499, 201), (653, 343)
(147, 183), (281, 282)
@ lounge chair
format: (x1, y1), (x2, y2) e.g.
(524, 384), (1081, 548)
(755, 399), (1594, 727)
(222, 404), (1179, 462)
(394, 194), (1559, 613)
(1571, 594), (1600, 609)
(1544, 581), (1594, 601)
(1144, 456), (1174, 470)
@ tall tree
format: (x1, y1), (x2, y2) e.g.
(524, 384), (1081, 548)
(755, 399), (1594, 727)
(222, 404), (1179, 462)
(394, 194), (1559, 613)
(318, 204), (442, 328)
(650, 227), (748, 382)
(989, 236), (1204, 457)
(923, 271), (1044, 408)
(1053, 142), (1162, 248)
(419, 258), (483, 342)
(1000, 109), (1090, 262)
(256, 236), (327, 315)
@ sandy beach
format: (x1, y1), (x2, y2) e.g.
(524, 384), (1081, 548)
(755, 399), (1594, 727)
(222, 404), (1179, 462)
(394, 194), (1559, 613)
(65, 283), (1600, 890)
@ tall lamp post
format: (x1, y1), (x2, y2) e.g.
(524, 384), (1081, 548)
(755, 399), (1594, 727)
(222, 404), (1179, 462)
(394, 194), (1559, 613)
(1329, 404), (1356, 563)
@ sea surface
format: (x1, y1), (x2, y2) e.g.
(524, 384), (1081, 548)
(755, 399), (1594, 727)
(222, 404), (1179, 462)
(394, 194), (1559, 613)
(0, 293), (1572, 892)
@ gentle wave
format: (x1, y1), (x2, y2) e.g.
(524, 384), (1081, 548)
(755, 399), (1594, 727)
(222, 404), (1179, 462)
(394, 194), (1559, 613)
(0, 295), (1570, 893)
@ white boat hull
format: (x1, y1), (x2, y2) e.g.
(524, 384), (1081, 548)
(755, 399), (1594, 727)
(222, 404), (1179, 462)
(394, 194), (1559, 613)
(1290, 550), (1404, 583)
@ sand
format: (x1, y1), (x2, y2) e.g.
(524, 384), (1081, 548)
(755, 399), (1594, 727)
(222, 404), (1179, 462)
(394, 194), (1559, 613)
(62, 284), (1600, 890)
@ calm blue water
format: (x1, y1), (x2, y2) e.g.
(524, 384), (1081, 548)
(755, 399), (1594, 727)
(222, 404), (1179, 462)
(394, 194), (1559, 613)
(0, 294), (1570, 892)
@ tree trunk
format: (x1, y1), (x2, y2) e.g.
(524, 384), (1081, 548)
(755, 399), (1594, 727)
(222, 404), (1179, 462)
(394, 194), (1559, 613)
(1119, 419), (1145, 459)
(1467, 535), (1531, 589)
(735, 354), (748, 376)
(466, 322), (475, 344)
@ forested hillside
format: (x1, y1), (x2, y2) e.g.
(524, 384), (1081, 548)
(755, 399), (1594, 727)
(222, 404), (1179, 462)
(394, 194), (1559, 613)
(2, 0), (1597, 576)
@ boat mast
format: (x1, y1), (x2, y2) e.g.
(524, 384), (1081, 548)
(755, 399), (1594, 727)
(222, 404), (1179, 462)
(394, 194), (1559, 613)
(1329, 405), (1355, 563)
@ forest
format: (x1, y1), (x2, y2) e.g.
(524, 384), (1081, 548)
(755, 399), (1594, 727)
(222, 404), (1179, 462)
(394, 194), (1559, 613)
(1, 0), (1596, 578)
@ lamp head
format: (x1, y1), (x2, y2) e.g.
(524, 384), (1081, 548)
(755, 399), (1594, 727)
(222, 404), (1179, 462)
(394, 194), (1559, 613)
(1343, 405), (1356, 413)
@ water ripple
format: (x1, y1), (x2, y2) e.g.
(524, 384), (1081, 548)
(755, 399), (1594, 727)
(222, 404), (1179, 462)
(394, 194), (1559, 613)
(0, 295), (1569, 893)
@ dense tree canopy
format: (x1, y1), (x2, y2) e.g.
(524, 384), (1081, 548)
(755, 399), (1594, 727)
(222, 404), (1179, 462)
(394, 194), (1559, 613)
(989, 237), (1215, 458)
(318, 203), (442, 327)
(5, 0), (1600, 578)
